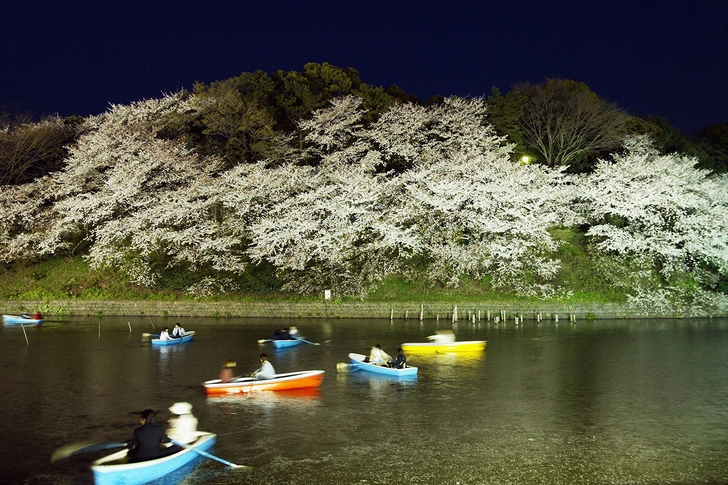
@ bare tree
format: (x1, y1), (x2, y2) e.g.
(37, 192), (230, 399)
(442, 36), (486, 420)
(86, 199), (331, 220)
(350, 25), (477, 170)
(0, 116), (80, 185)
(517, 79), (627, 168)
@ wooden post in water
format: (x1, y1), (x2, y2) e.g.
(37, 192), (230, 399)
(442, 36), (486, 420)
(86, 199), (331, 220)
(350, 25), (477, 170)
(128, 322), (132, 333)
(420, 304), (424, 321)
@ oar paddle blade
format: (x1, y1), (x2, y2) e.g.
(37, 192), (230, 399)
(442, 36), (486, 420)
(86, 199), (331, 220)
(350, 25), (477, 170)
(336, 362), (353, 373)
(51, 441), (126, 463)
(295, 338), (320, 346)
(170, 439), (251, 469)
(257, 339), (272, 344)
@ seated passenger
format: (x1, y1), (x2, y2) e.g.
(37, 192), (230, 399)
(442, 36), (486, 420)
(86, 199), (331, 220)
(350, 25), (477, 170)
(427, 330), (456, 343)
(171, 323), (185, 338)
(167, 402), (198, 444)
(388, 348), (407, 369)
(252, 353), (276, 380)
(367, 344), (392, 364)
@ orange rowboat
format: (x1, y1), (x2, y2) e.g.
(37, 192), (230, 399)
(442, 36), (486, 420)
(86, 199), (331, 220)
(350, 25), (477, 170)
(203, 370), (325, 396)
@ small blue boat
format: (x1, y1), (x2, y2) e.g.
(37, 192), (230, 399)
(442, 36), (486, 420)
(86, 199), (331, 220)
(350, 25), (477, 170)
(91, 431), (216, 485)
(151, 331), (195, 346)
(347, 352), (418, 378)
(3, 314), (44, 326)
(271, 338), (304, 349)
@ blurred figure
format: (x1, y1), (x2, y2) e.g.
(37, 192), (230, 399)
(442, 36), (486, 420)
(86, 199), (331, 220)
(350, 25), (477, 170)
(127, 409), (170, 461)
(219, 360), (236, 383)
(427, 330), (456, 343)
(273, 328), (290, 340)
(159, 327), (171, 340)
(167, 402), (198, 444)
(367, 344), (392, 364)
(252, 353), (276, 380)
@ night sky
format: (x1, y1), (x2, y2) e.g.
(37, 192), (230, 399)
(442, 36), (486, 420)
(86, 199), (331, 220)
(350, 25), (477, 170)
(2, 1), (726, 135)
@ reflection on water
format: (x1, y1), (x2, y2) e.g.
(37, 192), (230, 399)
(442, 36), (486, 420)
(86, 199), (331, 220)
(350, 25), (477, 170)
(207, 387), (322, 408)
(2, 316), (728, 484)
(337, 370), (418, 399)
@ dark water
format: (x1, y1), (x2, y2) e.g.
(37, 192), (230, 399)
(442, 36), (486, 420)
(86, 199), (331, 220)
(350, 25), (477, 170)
(2, 316), (728, 484)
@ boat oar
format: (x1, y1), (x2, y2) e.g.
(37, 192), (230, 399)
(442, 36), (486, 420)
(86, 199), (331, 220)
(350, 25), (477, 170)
(170, 439), (251, 469)
(51, 441), (127, 463)
(336, 362), (360, 373)
(142, 333), (159, 339)
(257, 338), (272, 344)
(295, 337), (320, 346)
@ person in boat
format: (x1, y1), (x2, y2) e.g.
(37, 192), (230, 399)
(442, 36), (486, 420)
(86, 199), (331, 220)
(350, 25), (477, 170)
(366, 344), (392, 365)
(33, 312), (43, 320)
(273, 328), (291, 340)
(159, 327), (171, 340)
(252, 353), (276, 380)
(171, 323), (185, 338)
(167, 402), (198, 444)
(288, 326), (299, 338)
(427, 330), (456, 343)
(127, 409), (171, 462)
(388, 348), (407, 369)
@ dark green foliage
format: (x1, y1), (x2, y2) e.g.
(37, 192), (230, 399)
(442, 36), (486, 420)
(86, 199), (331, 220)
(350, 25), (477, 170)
(696, 124), (728, 173)
(485, 87), (529, 158)
(626, 117), (728, 173)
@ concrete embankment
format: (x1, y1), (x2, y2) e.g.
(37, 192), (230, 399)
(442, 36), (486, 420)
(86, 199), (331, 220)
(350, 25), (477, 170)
(2, 299), (724, 321)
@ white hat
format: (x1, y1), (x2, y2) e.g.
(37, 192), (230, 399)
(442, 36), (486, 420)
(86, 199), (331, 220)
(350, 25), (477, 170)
(169, 402), (193, 415)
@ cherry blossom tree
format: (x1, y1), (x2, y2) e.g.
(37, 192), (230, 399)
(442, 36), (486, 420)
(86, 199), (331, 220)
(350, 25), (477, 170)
(247, 96), (579, 296)
(579, 135), (728, 312)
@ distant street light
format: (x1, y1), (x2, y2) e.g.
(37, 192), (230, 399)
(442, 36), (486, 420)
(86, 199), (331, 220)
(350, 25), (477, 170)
(520, 155), (531, 165)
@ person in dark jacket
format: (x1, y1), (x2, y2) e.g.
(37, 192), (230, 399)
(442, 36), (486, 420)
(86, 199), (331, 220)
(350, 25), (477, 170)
(127, 409), (171, 461)
(389, 348), (407, 369)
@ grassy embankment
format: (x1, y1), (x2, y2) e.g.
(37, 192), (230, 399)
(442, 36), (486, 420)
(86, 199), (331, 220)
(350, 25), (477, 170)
(0, 229), (627, 305)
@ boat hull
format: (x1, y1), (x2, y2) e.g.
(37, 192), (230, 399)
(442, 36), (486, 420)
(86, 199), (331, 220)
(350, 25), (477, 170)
(271, 338), (303, 349)
(2, 315), (44, 326)
(204, 370), (325, 396)
(151, 331), (195, 346)
(348, 353), (418, 377)
(91, 432), (216, 485)
(401, 340), (486, 354)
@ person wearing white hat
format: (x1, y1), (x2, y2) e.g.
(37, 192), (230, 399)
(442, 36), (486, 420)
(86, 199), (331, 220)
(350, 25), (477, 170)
(167, 402), (198, 444)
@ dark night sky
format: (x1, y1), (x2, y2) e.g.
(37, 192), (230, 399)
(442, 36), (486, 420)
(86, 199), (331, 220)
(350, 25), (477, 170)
(1, 1), (726, 135)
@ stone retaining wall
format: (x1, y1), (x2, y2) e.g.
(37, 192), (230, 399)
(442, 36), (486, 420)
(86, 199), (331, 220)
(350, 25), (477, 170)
(2, 299), (724, 320)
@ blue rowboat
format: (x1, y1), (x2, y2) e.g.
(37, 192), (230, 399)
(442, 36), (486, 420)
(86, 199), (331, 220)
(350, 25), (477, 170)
(91, 431), (216, 485)
(271, 338), (303, 349)
(348, 352), (418, 378)
(151, 331), (195, 346)
(2, 314), (44, 326)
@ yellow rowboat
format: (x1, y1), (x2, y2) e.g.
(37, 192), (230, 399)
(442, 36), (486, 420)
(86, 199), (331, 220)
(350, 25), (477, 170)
(401, 340), (486, 354)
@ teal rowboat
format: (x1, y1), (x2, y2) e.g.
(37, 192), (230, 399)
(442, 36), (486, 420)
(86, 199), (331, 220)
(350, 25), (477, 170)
(3, 314), (44, 326)
(151, 331), (195, 346)
(348, 352), (418, 378)
(91, 431), (215, 485)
